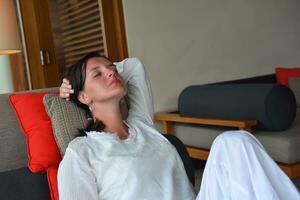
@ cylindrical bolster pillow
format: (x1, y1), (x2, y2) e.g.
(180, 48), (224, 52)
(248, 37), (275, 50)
(178, 84), (296, 131)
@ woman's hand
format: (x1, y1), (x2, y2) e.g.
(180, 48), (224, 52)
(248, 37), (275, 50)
(59, 78), (74, 100)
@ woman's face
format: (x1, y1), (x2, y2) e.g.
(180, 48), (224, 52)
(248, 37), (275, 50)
(81, 57), (127, 104)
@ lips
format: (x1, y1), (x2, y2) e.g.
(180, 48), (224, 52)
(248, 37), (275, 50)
(108, 78), (121, 87)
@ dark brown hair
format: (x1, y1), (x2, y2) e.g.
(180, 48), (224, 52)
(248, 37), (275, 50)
(64, 52), (110, 136)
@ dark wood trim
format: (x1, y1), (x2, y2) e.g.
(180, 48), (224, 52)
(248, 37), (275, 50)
(112, 0), (128, 60)
(34, 0), (60, 88)
(18, 0), (44, 89)
(9, 53), (29, 91)
(100, 0), (128, 61)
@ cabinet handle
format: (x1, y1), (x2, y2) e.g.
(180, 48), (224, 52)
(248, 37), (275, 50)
(39, 50), (51, 66)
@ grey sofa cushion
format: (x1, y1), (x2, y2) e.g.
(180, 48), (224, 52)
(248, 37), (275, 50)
(254, 109), (300, 164)
(0, 167), (50, 200)
(174, 108), (300, 164)
(0, 93), (27, 172)
(289, 78), (300, 108)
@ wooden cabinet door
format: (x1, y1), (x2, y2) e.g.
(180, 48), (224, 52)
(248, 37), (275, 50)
(18, 0), (60, 89)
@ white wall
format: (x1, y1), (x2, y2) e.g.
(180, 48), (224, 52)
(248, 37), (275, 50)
(123, 0), (300, 112)
(0, 55), (13, 94)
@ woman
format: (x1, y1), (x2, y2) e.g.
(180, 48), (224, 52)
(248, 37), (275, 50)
(58, 53), (195, 200)
(59, 53), (299, 200)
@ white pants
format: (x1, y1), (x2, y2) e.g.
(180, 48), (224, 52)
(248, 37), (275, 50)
(196, 130), (300, 200)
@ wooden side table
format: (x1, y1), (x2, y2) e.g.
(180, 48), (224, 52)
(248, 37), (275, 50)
(154, 111), (257, 160)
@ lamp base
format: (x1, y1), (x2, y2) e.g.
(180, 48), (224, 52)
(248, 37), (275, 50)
(0, 55), (14, 94)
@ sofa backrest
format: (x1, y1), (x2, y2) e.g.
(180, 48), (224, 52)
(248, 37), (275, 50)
(0, 88), (58, 172)
(212, 74), (276, 85)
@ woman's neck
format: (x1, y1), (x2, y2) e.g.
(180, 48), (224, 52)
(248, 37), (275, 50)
(92, 102), (129, 139)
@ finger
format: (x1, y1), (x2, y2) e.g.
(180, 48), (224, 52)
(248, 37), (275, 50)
(61, 81), (73, 91)
(62, 78), (70, 84)
(59, 86), (67, 94)
(60, 88), (74, 94)
(60, 87), (69, 93)
(61, 85), (73, 94)
(60, 93), (70, 98)
(59, 92), (67, 98)
(61, 82), (70, 89)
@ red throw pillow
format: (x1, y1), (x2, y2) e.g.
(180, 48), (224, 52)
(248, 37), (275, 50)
(47, 166), (59, 200)
(276, 67), (300, 86)
(9, 92), (62, 173)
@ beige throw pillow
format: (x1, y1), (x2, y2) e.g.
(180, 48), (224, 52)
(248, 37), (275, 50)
(43, 94), (88, 156)
(43, 94), (129, 156)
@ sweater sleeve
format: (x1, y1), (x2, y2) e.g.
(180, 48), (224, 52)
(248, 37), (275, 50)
(115, 58), (154, 126)
(58, 148), (99, 200)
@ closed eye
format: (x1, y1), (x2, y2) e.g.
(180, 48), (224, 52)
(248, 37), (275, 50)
(93, 71), (102, 78)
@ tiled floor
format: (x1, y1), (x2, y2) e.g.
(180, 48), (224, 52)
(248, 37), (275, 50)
(194, 167), (300, 194)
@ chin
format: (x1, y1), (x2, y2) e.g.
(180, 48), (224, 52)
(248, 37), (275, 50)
(113, 86), (127, 100)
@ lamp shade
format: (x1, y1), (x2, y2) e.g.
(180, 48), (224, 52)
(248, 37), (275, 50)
(0, 0), (21, 55)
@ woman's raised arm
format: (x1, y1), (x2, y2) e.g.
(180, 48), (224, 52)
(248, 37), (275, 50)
(115, 58), (154, 126)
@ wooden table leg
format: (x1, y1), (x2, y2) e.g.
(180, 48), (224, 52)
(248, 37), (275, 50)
(163, 121), (174, 134)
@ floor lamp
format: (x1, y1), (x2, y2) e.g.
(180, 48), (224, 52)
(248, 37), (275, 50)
(0, 0), (21, 94)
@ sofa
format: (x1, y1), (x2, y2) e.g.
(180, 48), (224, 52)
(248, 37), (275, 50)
(0, 88), (194, 200)
(0, 70), (299, 199)
(155, 73), (300, 179)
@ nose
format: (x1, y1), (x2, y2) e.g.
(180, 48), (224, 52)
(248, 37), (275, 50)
(106, 67), (115, 78)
